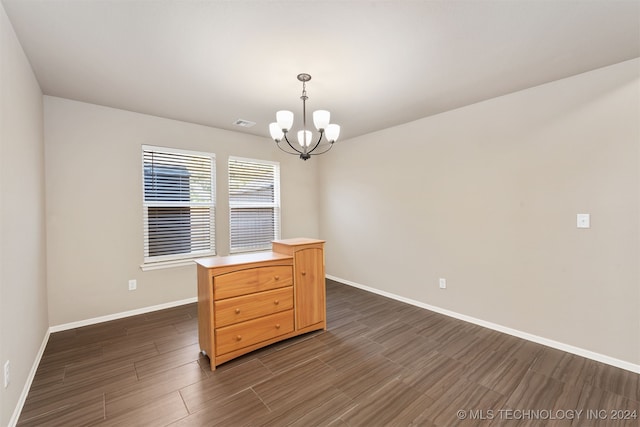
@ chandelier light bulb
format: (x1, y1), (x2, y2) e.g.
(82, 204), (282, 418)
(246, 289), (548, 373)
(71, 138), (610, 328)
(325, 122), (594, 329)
(313, 110), (330, 131)
(297, 130), (313, 147)
(325, 124), (341, 143)
(269, 123), (284, 142)
(276, 110), (294, 131)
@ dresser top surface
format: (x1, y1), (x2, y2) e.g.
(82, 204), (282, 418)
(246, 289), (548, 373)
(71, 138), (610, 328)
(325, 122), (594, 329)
(272, 238), (325, 246)
(195, 251), (292, 269)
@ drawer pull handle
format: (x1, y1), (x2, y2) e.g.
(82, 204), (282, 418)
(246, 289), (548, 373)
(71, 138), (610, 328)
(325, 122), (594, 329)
(236, 335), (242, 341)
(235, 308), (240, 314)
(274, 275), (280, 280)
(274, 300), (279, 305)
(301, 271), (307, 276)
(275, 324), (281, 329)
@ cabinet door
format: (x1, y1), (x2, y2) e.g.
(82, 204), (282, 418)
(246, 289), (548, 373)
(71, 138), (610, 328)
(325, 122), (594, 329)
(295, 248), (325, 329)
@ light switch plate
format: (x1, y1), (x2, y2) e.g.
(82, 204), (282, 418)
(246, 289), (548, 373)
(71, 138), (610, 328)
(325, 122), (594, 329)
(577, 213), (590, 228)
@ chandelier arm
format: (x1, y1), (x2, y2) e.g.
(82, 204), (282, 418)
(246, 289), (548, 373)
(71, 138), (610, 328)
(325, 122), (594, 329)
(310, 141), (335, 156)
(282, 133), (303, 155)
(306, 131), (325, 155)
(275, 141), (302, 156)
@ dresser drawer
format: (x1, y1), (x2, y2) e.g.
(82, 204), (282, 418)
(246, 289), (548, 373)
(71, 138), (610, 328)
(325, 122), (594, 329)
(214, 266), (292, 300)
(215, 310), (294, 356)
(214, 287), (293, 327)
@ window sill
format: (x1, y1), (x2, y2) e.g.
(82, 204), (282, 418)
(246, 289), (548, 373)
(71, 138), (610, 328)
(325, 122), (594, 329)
(140, 258), (198, 271)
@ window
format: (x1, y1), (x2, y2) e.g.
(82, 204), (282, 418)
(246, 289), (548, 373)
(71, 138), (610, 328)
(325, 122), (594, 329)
(228, 157), (280, 253)
(142, 146), (215, 267)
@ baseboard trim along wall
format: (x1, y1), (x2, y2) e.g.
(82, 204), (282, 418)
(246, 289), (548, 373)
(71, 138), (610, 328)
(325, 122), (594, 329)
(8, 329), (50, 427)
(326, 274), (640, 375)
(49, 297), (198, 333)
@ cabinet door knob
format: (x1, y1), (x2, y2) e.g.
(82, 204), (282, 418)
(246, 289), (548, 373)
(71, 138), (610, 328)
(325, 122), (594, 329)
(301, 271), (307, 276)
(274, 300), (279, 305)
(236, 335), (242, 341)
(235, 308), (240, 314)
(275, 324), (281, 329)
(274, 275), (280, 280)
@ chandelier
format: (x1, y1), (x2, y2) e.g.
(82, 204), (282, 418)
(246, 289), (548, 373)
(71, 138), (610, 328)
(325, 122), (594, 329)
(269, 73), (340, 161)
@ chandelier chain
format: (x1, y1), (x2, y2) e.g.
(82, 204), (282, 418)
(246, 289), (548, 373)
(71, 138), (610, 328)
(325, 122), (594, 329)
(301, 80), (307, 136)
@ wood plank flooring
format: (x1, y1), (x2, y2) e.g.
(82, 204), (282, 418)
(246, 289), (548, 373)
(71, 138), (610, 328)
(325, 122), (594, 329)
(18, 279), (640, 426)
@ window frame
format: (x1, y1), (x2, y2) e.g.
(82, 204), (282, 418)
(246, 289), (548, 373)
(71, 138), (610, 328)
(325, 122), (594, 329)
(141, 145), (216, 270)
(228, 156), (281, 254)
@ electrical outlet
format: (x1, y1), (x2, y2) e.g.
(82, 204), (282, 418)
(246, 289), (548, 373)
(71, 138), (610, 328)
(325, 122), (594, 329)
(439, 278), (447, 289)
(4, 360), (9, 388)
(128, 279), (137, 291)
(577, 213), (590, 228)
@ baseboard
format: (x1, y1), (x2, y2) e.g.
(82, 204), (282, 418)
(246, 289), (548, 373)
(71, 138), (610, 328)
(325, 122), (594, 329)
(8, 328), (50, 427)
(49, 297), (197, 332)
(326, 274), (640, 374)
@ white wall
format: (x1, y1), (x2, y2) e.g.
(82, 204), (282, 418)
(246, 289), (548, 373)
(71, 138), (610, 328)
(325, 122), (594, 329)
(0, 2), (47, 425)
(319, 59), (640, 366)
(44, 97), (320, 326)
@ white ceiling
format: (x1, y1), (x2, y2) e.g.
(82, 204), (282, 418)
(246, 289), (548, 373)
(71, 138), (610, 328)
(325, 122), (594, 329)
(3, 0), (639, 141)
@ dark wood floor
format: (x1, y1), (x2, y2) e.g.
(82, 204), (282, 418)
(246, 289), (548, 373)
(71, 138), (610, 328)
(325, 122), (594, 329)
(17, 279), (640, 426)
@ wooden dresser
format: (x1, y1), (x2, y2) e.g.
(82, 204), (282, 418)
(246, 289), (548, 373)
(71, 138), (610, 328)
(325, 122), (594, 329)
(196, 238), (325, 370)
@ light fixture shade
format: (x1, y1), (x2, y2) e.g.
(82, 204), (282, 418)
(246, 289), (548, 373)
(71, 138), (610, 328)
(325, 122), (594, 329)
(325, 124), (340, 143)
(313, 110), (330, 130)
(297, 130), (313, 147)
(269, 122), (284, 141)
(276, 110), (294, 131)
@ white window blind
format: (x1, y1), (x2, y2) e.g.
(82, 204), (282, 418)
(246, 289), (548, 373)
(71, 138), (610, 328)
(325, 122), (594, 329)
(142, 146), (215, 265)
(228, 157), (280, 253)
